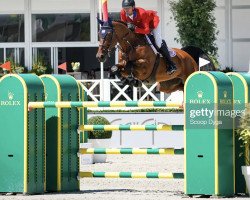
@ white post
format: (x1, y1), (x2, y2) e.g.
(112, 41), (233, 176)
(99, 0), (104, 100)
(103, 79), (111, 101)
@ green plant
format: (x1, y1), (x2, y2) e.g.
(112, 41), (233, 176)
(220, 66), (235, 73)
(169, 0), (219, 59)
(71, 62), (80, 71)
(30, 57), (53, 75)
(87, 116), (112, 139)
(236, 105), (250, 165)
(0, 58), (27, 74)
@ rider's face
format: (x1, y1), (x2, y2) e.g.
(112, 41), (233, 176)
(123, 6), (133, 15)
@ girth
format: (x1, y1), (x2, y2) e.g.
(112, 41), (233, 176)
(142, 53), (160, 84)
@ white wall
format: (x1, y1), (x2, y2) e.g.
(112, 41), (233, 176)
(232, 7), (250, 71)
(99, 0), (158, 12)
(232, 0), (250, 5)
(215, 5), (226, 68)
(0, 0), (25, 13)
(31, 0), (91, 13)
(163, 1), (181, 48)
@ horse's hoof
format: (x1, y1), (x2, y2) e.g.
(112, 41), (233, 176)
(131, 79), (142, 88)
(134, 80), (142, 87)
(111, 66), (122, 78)
(111, 65), (118, 73)
(121, 78), (130, 86)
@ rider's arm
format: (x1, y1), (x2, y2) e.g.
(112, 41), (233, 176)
(120, 10), (127, 22)
(134, 12), (150, 34)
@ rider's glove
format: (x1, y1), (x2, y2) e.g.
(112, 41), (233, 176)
(127, 23), (135, 31)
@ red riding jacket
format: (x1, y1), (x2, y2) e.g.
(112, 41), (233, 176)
(120, 7), (160, 35)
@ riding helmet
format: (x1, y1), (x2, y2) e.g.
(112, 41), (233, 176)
(122, 0), (135, 7)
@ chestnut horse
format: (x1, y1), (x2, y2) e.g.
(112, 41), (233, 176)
(96, 20), (214, 93)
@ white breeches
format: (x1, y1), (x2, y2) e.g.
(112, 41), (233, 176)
(152, 25), (162, 48)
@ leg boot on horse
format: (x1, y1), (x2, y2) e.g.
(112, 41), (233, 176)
(159, 40), (177, 75)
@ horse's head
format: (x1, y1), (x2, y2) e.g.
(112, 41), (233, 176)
(96, 19), (117, 63)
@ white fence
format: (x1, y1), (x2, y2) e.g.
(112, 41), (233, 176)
(78, 79), (183, 102)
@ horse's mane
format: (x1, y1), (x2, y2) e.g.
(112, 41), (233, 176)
(112, 19), (146, 44)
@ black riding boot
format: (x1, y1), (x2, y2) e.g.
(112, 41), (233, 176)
(159, 40), (177, 74)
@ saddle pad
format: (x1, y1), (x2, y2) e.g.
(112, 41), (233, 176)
(169, 49), (176, 57)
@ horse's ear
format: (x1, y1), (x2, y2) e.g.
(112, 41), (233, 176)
(97, 17), (104, 26)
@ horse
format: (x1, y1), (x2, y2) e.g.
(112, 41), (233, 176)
(96, 19), (214, 93)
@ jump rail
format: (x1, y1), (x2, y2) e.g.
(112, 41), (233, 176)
(79, 148), (184, 155)
(78, 172), (184, 179)
(78, 124), (184, 131)
(28, 101), (183, 109)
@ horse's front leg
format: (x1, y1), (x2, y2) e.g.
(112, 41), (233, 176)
(110, 63), (127, 79)
(110, 62), (142, 88)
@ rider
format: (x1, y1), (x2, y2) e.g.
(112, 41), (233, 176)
(120, 0), (177, 74)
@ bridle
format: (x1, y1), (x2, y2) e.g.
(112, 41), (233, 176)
(98, 27), (116, 57)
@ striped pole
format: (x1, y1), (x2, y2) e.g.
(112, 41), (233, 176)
(102, 0), (108, 21)
(79, 172), (184, 179)
(78, 124), (184, 131)
(79, 148), (184, 155)
(28, 101), (183, 109)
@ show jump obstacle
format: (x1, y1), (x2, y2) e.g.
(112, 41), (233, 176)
(0, 72), (249, 196)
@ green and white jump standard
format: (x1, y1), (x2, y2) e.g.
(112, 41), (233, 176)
(185, 72), (234, 196)
(227, 72), (250, 194)
(0, 74), (45, 194)
(41, 75), (79, 192)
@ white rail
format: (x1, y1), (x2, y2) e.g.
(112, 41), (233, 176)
(77, 79), (183, 103)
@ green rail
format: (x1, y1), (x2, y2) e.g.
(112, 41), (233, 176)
(79, 148), (184, 155)
(28, 101), (183, 109)
(79, 172), (184, 179)
(78, 124), (184, 131)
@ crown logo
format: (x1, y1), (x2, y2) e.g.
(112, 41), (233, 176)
(8, 91), (14, 100)
(223, 91), (227, 98)
(197, 91), (203, 98)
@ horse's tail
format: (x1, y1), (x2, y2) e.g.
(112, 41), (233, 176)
(181, 46), (216, 71)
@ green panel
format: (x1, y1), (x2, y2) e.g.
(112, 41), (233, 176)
(0, 74), (44, 194)
(185, 72), (234, 196)
(0, 76), (26, 193)
(185, 73), (216, 195)
(40, 76), (59, 192)
(55, 75), (79, 192)
(211, 72), (234, 196)
(20, 74), (45, 194)
(240, 73), (250, 100)
(78, 84), (88, 143)
(41, 75), (79, 192)
(227, 73), (250, 194)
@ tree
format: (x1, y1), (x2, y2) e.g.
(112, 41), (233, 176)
(169, 0), (219, 59)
